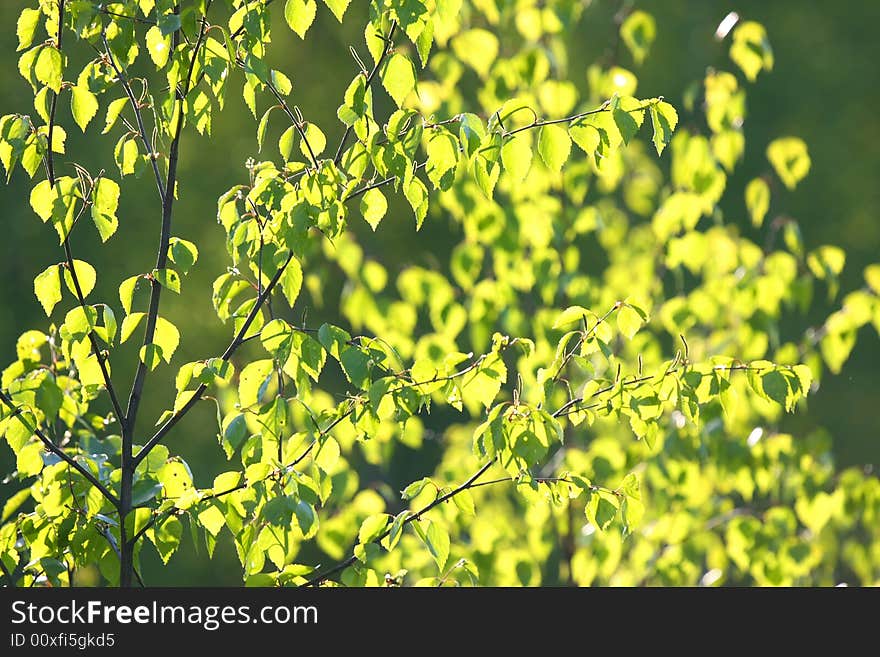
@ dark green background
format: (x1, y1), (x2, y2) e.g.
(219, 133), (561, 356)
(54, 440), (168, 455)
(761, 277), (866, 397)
(0, 1), (877, 585)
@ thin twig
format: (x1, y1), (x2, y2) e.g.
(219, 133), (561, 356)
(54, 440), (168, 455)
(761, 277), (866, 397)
(100, 33), (166, 204)
(133, 250), (298, 465)
(0, 389), (119, 507)
(124, 7), (211, 429)
(302, 459), (496, 587)
(264, 81), (319, 169)
(333, 21), (398, 165)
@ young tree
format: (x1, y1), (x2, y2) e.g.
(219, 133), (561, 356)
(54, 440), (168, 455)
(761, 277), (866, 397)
(1, 1), (878, 587)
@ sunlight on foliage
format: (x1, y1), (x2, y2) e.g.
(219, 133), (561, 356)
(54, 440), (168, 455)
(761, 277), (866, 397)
(0, 0), (878, 589)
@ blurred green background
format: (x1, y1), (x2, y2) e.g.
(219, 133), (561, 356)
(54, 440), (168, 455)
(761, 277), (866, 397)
(0, 1), (877, 584)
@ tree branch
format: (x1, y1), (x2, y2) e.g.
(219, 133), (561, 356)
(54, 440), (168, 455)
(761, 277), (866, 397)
(264, 80), (319, 169)
(302, 458), (496, 587)
(0, 389), (120, 507)
(132, 250), (297, 465)
(333, 21), (397, 165)
(100, 33), (166, 204)
(124, 7), (211, 429)
(37, 1), (127, 428)
(61, 237), (127, 427)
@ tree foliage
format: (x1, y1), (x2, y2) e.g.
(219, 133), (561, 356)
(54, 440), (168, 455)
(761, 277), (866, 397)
(1, 0), (879, 587)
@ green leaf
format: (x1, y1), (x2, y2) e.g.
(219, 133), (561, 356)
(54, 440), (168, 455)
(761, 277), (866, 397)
(426, 130), (459, 189)
(118, 275), (143, 315)
(404, 176), (429, 230)
(103, 98), (128, 134)
(168, 237), (199, 275)
(616, 304), (644, 339)
(318, 323), (351, 359)
(358, 513), (390, 545)
(149, 515), (182, 564)
(238, 359), (275, 407)
(278, 125), (295, 160)
(865, 264), (880, 295)
(569, 121), (602, 157)
(761, 370), (790, 407)
(537, 124), (571, 173)
(29, 177), (80, 242)
(730, 21), (774, 82)
(501, 134), (533, 183)
(382, 53), (416, 108)
(279, 257), (303, 307)
(153, 268), (181, 294)
(212, 471), (241, 493)
(16, 8), (40, 52)
(461, 352), (507, 409)
(297, 334), (326, 381)
(322, 0), (351, 22)
(285, 0), (317, 38)
(271, 70), (293, 97)
(257, 107), (274, 153)
(451, 29), (498, 79)
(382, 510), (410, 552)
(153, 316), (180, 363)
(91, 177), (120, 242)
(157, 460), (193, 499)
(553, 305), (592, 329)
(340, 346), (371, 390)
(611, 97), (641, 145)
(115, 137), (140, 176)
(198, 505), (227, 537)
(145, 26), (171, 68)
(649, 101), (678, 155)
(745, 177), (770, 227)
(359, 187), (387, 231)
(620, 10), (656, 65)
(301, 123), (326, 159)
(34, 264), (62, 316)
(70, 85), (98, 132)
(63, 259), (97, 299)
(120, 312), (145, 343)
(158, 12), (182, 37)
(17, 441), (44, 477)
(35, 46), (63, 93)
(401, 477), (434, 501)
(63, 305), (97, 339)
(261, 319), (293, 361)
(415, 520), (450, 571)
(588, 494), (619, 531)
(766, 137), (810, 190)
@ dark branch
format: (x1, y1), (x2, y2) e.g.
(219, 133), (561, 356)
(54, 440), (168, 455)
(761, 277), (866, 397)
(0, 389), (120, 507)
(132, 250), (298, 465)
(124, 10), (211, 428)
(333, 21), (398, 165)
(302, 459), (496, 587)
(101, 32), (166, 204)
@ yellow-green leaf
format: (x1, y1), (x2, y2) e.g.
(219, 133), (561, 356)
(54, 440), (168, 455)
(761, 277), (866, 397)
(70, 85), (98, 132)
(745, 177), (770, 227)
(767, 137), (810, 190)
(382, 53), (416, 108)
(620, 10), (656, 65)
(63, 259), (97, 298)
(360, 187), (387, 231)
(730, 21), (774, 82)
(34, 264), (62, 316)
(322, 0), (351, 22)
(649, 101), (678, 155)
(537, 124), (571, 173)
(285, 0), (317, 38)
